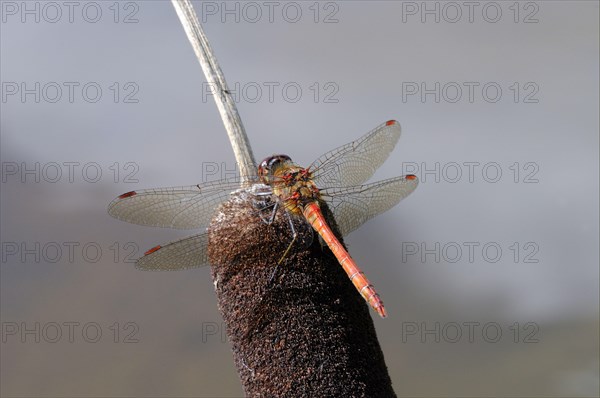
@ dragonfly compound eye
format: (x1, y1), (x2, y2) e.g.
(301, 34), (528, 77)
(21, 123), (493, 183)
(258, 154), (292, 182)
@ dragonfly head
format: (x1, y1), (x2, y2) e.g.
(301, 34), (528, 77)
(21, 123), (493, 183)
(258, 154), (293, 184)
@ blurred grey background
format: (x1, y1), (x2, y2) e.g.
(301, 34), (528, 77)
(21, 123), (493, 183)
(1, 1), (598, 397)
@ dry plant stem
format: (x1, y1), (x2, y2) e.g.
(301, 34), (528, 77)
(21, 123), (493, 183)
(171, 0), (256, 181)
(208, 191), (397, 397)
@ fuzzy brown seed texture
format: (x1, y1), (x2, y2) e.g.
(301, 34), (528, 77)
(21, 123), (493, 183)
(208, 189), (396, 398)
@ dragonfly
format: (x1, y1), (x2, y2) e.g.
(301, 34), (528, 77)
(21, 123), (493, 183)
(108, 120), (418, 318)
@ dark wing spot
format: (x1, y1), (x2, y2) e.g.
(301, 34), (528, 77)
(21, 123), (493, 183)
(144, 245), (162, 256)
(118, 191), (137, 199)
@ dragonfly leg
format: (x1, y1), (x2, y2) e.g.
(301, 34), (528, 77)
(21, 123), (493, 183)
(279, 211), (298, 264)
(267, 201), (279, 224)
(258, 201), (279, 225)
(269, 211), (297, 282)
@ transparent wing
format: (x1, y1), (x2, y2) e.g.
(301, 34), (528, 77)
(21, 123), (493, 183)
(321, 175), (418, 237)
(310, 120), (401, 188)
(108, 177), (257, 230)
(136, 233), (209, 271)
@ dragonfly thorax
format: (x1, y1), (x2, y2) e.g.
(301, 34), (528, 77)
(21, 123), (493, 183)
(257, 154), (320, 215)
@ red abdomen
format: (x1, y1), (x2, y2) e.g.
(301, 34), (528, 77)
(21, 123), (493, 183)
(303, 202), (387, 318)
